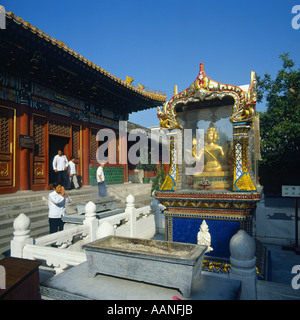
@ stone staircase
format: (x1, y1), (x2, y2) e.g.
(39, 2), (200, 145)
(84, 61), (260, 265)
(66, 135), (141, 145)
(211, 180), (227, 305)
(0, 183), (153, 258)
(0, 196), (49, 257)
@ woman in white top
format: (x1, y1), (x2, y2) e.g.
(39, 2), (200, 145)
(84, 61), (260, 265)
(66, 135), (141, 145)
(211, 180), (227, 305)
(48, 182), (72, 234)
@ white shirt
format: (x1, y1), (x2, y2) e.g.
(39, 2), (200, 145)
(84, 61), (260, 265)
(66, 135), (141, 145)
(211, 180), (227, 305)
(53, 154), (68, 171)
(68, 161), (76, 175)
(96, 166), (105, 183)
(48, 191), (72, 218)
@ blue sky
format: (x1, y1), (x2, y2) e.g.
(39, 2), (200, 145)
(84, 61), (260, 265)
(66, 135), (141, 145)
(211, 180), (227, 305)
(3, 0), (300, 127)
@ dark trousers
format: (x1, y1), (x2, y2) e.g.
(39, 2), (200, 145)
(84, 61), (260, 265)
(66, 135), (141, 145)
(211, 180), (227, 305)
(49, 218), (64, 234)
(56, 170), (68, 189)
(98, 181), (107, 198)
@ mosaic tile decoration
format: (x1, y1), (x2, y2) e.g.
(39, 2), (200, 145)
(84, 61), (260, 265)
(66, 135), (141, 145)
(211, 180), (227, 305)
(155, 189), (263, 201)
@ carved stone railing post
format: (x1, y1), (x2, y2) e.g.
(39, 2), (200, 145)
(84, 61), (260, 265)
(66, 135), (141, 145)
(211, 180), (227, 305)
(229, 230), (257, 300)
(125, 194), (136, 237)
(150, 191), (165, 234)
(10, 213), (33, 258)
(83, 201), (98, 242)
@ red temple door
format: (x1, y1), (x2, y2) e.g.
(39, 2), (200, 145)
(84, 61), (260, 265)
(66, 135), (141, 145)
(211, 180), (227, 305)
(0, 106), (15, 188)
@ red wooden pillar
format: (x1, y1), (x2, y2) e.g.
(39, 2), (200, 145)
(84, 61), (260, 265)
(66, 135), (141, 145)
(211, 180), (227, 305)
(19, 105), (30, 190)
(82, 125), (90, 186)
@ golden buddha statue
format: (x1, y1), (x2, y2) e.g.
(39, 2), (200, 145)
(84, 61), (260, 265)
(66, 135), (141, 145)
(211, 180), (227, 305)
(193, 123), (232, 190)
(203, 123), (224, 172)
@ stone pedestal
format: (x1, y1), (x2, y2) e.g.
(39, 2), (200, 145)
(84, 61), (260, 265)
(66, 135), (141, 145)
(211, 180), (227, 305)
(229, 230), (257, 300)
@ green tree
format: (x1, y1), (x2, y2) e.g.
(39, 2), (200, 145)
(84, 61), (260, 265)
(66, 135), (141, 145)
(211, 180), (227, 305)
(257, 53), (300, 194)
(151, 165), (166, 192)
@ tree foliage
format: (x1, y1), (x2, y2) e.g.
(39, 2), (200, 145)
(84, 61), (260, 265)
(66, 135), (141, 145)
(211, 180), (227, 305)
(151, 165), (166, 192)
(257, 53), (300, 193)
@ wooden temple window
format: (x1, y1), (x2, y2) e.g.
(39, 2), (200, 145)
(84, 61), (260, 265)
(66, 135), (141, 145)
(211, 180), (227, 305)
(90, 128), (98, 161)
(33, 115), (46, 156)
(72, 125), (80, 158)
(32, 115), (47, 185)
(0, 108), (11, 153)
(49, 120), (71, 137)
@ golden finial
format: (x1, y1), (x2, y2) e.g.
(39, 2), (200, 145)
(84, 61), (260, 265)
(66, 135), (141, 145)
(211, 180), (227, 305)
(173, 85), (178, 96)
(126, 76), (134, 85)
(138, 83), (145, 90)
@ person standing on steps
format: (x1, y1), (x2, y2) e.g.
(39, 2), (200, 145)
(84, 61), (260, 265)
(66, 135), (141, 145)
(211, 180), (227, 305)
(48, 182), (72, 234)
(97, 162), (107, 199)
(67, 155), (79, 190)
(52, 149), (68, 189)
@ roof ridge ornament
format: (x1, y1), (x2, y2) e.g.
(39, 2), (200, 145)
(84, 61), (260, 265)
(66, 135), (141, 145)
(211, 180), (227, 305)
(198, 62), (206, 81)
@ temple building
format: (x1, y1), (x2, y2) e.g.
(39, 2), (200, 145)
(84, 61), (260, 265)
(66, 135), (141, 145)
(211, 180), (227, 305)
(0, 11), (166, 194)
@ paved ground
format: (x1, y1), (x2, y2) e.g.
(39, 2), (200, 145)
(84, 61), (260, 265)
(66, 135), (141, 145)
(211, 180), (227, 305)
(266, 244), (300, 284)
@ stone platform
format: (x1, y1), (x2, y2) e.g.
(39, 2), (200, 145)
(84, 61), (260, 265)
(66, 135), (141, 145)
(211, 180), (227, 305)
(40, 261), (241, 300)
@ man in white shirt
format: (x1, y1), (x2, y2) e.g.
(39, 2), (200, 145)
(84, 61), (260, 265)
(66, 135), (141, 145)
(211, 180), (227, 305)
(96, 162), (107, 198)
(48, 182), (72, 234)
(67, 155), (79, 190)
(52, 149), (68, 188)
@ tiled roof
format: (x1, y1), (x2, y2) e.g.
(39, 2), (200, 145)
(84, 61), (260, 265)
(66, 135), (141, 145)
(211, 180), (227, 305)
(6, 11), (167, 103)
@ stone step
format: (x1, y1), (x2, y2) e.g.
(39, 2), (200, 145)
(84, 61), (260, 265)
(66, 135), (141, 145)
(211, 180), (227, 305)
(0, 193), (99, 217)
(0, 210), (49, 231)
(0, 199), (48, 214)
(0, 193), (45, 206)
(0, 220), (49, 247)
(62, 194), (98, 204)
(0, 220), (50, 257)
(0, 186), (97, 205)
(0, 204), (49, 221)
(0, 184), (149, 206)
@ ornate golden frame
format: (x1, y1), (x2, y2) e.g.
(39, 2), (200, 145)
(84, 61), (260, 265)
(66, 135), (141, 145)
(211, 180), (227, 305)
(158, 63), (259, 192)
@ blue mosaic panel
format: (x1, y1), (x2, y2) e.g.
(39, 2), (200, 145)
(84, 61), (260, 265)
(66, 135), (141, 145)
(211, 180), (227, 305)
(172, 217), (240, 259)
